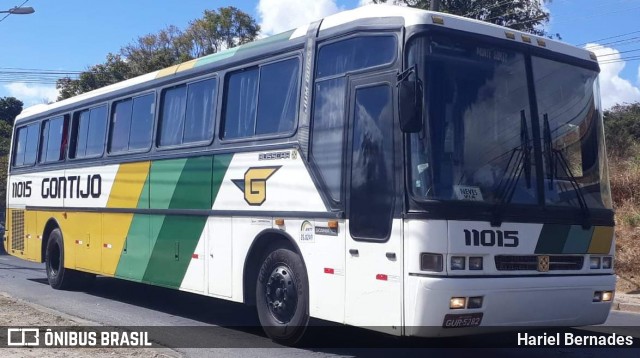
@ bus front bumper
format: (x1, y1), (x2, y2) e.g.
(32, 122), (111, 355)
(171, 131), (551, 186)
(405, 274), (615, 337)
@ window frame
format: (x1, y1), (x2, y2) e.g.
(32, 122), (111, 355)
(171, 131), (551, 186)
(107, 91), (156, 157)
(219, 54), (302, 144)
(307, 32), (400, 207)
(11, 122), (41, 168)
(38, 114), (69, 165)
(69, 104), (108, 161)
(315, 33), (399, 81)
(156, 75), (218, 151)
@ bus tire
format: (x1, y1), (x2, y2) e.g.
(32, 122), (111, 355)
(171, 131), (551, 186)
(256, 247), (309, 345)
(45, 228), (89, 290)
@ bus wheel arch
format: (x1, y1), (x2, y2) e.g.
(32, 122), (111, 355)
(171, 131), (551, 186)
(243, 229), (305, 306)
(42, 218), (94, 290)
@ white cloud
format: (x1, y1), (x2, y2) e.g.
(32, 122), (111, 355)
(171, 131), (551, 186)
(4, 83), (58, 107)
(587, 43), (640, 109)
(257, 0), (342, 36)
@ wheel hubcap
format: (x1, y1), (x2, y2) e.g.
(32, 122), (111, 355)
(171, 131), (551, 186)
(265, 265), (297, 323)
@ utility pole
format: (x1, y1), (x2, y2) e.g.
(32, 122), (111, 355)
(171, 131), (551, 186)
(430, 0), (441, 11)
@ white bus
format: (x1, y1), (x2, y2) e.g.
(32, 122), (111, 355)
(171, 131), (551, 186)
(5, 5), (614, 344)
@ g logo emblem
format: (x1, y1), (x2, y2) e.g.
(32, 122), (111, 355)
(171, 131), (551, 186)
(232, 166), (281, 206)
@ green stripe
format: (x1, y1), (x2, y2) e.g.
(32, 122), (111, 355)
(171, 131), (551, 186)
(150, 159), (188, 209)
(534, 224), (571, 254)
(195, 48), (238, 67)
(562, 226), (594, 254)
(115, 173), (151, 280)
(142, 155), (232, 288)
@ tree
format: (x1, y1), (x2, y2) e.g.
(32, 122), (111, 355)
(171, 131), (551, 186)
(184, 7), (260, 58)
(0, 97), (24, 125)
(56, 6), (259, 100)
(121, 25), (191, 77)
(373, 0), (554, 36)
(0, 98), (22, 214)
(57, 54), (132, 100)
(604, 102), (640, 158)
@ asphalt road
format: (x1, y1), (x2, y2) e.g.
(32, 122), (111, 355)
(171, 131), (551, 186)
(1, 252), (639, 357)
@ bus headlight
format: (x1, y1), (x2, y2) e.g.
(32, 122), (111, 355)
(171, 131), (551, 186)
(450, 297), (466, 309)
(421, 253), (443, 272)
(602, 256), (613, 269)
(590, 257), (601, 269)
(469, 257), (483, 270)
(451, 256), (465, 270)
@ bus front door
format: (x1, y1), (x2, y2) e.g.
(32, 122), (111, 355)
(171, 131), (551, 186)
(344, 72), (403, 334)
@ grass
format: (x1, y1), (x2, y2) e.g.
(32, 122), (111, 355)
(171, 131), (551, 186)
(609, 150), (640, 292)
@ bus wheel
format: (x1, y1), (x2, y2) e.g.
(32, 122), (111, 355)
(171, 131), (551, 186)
(45, 228), (93, 290)
(256, 247), (309, 345)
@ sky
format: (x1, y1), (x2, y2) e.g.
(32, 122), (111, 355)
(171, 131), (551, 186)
(1, 0), (640, 109)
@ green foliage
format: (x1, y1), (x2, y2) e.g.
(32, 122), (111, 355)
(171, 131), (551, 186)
(0, 97), (24, 126)
(604, 103), (640, 158)
(373, 0), (554, 36)
(0, 99), (22, 213)
(56, 7), (259, 101)
(57, 54), (132, 100)
(184, 7), (260, 58)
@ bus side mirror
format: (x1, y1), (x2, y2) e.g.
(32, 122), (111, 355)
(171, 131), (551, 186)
(398, 80), (423, 133)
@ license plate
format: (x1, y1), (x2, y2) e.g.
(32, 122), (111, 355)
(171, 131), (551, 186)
(442, 313), (483, 328)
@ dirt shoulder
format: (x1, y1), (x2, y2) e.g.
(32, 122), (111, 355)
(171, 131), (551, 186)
(0, 293), (179, 358)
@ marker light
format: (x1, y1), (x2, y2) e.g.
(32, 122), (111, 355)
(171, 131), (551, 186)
(602, 257), (613, 269)
(467, 296), (483, 309)
(590, 257), (601, 269)
(593, 291), (602, 302)
(469, 257), (483, 270)
(450, 297), (466, 309)
(451, 256), (466, 270)
(602, 291), (613, 302)
(421, 253), (443, 272)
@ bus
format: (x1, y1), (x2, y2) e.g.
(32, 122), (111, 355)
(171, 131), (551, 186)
(4, 4), (615, 344)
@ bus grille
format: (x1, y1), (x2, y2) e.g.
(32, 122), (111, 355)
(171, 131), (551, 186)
(11, 210), (25, 251)
(495, 255), (584, 271)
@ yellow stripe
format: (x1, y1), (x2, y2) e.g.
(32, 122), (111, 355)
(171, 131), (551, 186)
(587, 226), (614, 254)
(101, 161), (150, 275)
(156, 64), (180, 79)
(176, 59), (197, 73)
(107, 161), (151, 208)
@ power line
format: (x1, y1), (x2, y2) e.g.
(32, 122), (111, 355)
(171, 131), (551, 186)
(596, 48), (640, 58)
(0, 67), (81, 85)
(578, 30), (640, 47)
(586, 36), (640, 49)
(600, 54), (640, 65)
(464, 0), (513, 17)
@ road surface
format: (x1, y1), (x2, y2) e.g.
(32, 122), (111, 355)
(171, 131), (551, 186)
(1, 252), (639, 357)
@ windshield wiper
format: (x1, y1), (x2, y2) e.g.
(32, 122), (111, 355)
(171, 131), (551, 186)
(543, 113), (591, 228)
(491, 110), (532, 226)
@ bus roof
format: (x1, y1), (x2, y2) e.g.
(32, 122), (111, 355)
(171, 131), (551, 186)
(15, 4), (596, 123)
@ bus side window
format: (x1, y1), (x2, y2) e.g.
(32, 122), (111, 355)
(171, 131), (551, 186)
(109, 93), (155, 153)
(39, 115), (68, 164)
(159, 78), (217, 147)
(222, 57), (300, 139)
(71, 105), (107, 159)
(256, 58), (300, 135)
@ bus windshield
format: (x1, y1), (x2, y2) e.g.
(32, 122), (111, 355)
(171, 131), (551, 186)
(407, 34), (612, 210)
